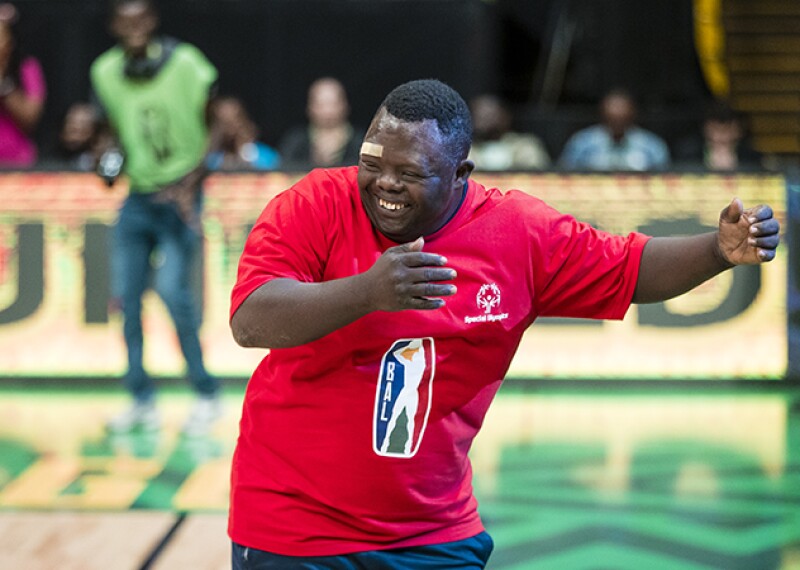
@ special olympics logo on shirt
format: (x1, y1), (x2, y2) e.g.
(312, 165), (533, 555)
(373, 338), (435, 459)
(465, 283), (509, 324)
(477, 283), (501, 314)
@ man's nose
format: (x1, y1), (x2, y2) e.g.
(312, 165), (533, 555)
(377, 172), (402, 191)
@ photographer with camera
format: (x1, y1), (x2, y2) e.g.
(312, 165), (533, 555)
(91, 0), (221, 436)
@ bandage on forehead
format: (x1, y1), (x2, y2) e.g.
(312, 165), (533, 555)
(360, 142), (383, 157)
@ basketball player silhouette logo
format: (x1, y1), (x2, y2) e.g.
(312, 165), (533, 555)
(373, 338), (435, 458)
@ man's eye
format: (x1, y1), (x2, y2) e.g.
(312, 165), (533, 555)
(402, 172), (422, 180)
(362, 161), (380, 171)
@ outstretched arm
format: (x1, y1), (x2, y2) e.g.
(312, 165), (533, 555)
(633, 198), (779, 303)
(230, 238), (458, 349)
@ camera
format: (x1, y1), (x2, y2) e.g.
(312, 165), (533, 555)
(97, 148), (125, 187)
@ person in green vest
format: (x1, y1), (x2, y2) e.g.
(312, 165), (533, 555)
(91, 0), (221, 436)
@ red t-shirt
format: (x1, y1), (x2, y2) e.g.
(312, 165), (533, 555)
(229, 166), (649, 555)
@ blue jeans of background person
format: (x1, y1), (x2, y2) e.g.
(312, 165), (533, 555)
(112, 192), (217, 403)
(231, 532), (494, 569)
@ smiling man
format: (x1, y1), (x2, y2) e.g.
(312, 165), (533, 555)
(228, 79), (779, 569)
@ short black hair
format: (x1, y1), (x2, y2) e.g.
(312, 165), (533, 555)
(380, 79), (472, 162)
(110, 0), (157, 16)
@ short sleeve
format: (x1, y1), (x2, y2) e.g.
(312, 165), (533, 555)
(20, 57), (46, 102)
(175, 43), (218, 110)
(533, 209), (650, 320)
(184, 44), (217, 91)
(230, 184), (330, 320)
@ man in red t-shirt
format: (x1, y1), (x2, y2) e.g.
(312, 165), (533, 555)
(228, 79), (780, 568)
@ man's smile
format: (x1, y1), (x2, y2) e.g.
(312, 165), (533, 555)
(378, 198), (408, 211)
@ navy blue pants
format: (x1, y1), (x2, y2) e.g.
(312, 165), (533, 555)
(231, 532), (494, 569)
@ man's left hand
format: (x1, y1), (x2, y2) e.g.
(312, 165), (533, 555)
(154, 166), (207, 230)
(718, 197), (780, 265)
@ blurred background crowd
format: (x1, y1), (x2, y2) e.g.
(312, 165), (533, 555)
(1, 0), (797, 176)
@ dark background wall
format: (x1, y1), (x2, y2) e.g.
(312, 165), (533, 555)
(12, 0), (709, 158)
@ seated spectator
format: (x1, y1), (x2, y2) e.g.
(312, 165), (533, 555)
(558, 88), (670, 172)
(468, 94), (550, 171)
(674, 99), (762, 172)
(206, 96), (280, 171)
(0, 2), (46, 168)
(279, 77), (364, 171)
(41, 102), (100, 171)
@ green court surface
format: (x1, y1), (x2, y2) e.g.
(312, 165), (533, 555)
(1, 381), (799, 569)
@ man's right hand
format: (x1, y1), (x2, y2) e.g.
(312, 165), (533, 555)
(364, 237), (457, 312)
(232, 237), (457, 349)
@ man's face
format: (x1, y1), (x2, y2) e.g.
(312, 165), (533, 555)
(357, 108), (472, 243)
(111, 1), (157, 57)
(213, 100), (253, 143)
(61, 104), (96, 151)
(704, 120), (741, 146)
(470, 96), (510, 140)
(307, 80), (348, 129)
(602, 95), (635, 140)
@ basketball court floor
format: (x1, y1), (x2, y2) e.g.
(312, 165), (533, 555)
(1, 381), (799, 569)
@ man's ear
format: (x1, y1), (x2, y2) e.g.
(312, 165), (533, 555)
(456, 159), (474, 183)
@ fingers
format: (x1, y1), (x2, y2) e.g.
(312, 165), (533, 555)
(747, 224), (780, 262)
(405, 297), (448, 310)
(401, 236), (424, 252)
(390, 249), (456, 284)
(377, 239), (457, 310)
(753, 246), (777, 262)
(401, 251), (450, 268)
(389, 238), (449, 268)
(745, 205), (780, 261)
(720, 197), (744, 224)
(384, 279), (456, 311)
(151, 188), (171, 203)
(745, 204), (774, 224)
(408, 281), (457, 305)
(406, 267), (458, 290)
(399, 266), (457, 304)
(748, 216), (779, 238)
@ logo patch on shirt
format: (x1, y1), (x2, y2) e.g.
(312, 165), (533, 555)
(465, 283), (509, 324)
(373, 338), (435, 458)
